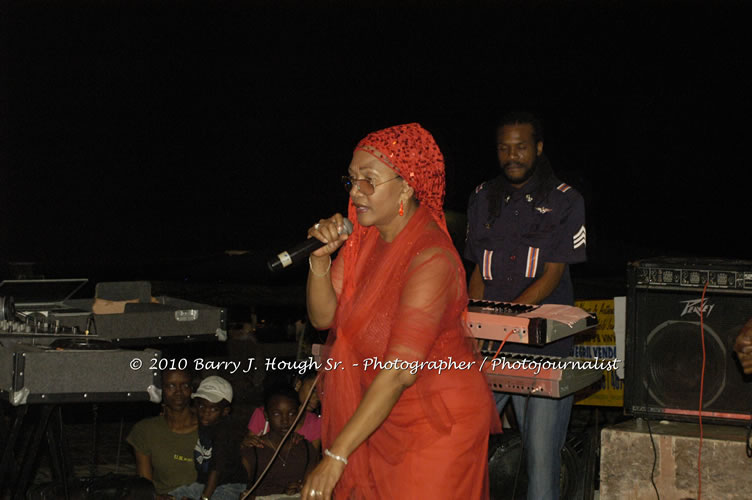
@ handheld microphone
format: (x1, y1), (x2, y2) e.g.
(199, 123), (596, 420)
(267, 218), (353, 272)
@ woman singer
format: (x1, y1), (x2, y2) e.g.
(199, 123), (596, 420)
(302, 123), (500, 500)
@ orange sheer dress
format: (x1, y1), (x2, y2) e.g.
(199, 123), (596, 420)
(320, 205), (500, 499)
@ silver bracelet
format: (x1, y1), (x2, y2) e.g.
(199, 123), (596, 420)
(308, 256), (331, 277)
(324, 448), (348, 465)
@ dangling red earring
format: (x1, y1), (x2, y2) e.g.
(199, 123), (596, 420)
(399, 200), (404, 216)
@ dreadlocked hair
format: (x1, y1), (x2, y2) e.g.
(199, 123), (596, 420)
(485, 111), (558, 227)
(497, 111), (544, 143)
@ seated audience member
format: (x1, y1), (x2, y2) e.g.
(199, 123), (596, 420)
(734, 317), (752, 374)
(241, 385), (319, 497)
(246, 372), (321, 451)
(169, 376), (247, 500)
(127, 369), (198, 499)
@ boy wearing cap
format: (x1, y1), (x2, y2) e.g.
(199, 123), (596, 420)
(169, 376), (247, 500)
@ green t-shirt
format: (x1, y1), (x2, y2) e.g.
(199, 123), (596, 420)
(127, 415), (198, 494)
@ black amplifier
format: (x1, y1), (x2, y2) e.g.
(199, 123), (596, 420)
(625, 257), (752, 424)
(629, 257), (752, 292)
(0, 340), (161, 406)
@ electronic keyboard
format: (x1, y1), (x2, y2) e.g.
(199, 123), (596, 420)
(466, 299), (597, 346)
(481, 353), (603, 398)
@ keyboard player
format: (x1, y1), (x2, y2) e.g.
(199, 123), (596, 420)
(464, 112), (587, 500)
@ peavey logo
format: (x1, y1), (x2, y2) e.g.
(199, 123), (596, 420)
(680, 298), (715, 318)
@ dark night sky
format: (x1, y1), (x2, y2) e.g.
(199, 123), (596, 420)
(2, 1), (749, 287)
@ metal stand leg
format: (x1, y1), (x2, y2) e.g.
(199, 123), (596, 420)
(46, 406), (72, 500)
(0, 404), (29, 493)
(13, 405), (55, 500)
(90, 403), (99, 478)
(3, 404), (74, 500)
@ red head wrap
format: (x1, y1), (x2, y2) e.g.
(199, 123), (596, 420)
(354, 122), (447, 233)
(340, 123), (448, 301)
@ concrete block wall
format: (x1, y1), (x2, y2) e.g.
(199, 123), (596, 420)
(600, 419), (752, 499)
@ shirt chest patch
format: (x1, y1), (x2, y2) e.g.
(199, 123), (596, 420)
(535, 206), (552, 214)
(194, 441), (212, 464)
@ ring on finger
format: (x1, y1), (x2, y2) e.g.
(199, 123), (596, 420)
(314, 223), (321, 230)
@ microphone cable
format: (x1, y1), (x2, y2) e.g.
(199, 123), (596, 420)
(696, 281), (709, 500)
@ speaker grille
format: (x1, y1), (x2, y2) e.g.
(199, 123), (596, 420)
(626, 285), (752, 423)
(645, 320), (726, 408)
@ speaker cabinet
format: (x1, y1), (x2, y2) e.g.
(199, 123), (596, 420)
(625, 258), (752, 424)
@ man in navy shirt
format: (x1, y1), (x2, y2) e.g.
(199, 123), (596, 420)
(465, 112), (586, 500)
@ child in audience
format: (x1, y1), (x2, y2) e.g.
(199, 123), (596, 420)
(169, 376), (247, 500)
(241, 385), (319, 497)
(246, 371), (321, 451)
(127, 369), (198, 499)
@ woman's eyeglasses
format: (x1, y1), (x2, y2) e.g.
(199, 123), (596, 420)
(341, 175), (400, 195)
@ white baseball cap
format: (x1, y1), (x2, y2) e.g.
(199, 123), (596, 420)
(191, 376), (233, 404)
